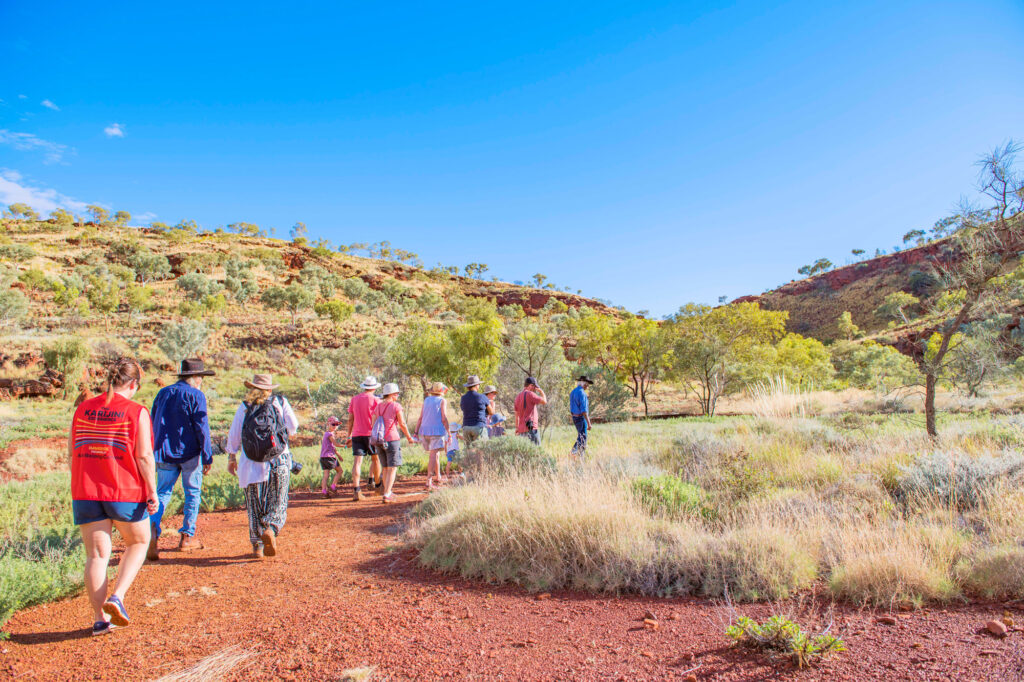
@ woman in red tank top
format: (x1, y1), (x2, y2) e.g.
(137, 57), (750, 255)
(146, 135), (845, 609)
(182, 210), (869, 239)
(69, 358), (158, 636)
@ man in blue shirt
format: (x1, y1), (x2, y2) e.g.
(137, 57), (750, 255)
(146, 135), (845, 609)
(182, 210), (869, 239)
(148, 358), (215, 559)
(569, 375), (593, 458)
(459, 375), (493, 446)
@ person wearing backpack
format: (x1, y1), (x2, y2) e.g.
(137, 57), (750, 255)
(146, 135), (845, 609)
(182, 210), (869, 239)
(225, 374), (299, 558)
(370, 383), (417, 503)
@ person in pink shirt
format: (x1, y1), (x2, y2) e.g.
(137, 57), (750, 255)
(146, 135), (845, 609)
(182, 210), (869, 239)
(344, 376), (382, 501)
(371, 383), (417, 503)
(514, 376), (547, 445)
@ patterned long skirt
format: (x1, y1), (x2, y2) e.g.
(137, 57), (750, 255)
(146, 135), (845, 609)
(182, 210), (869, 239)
(244, 453), (291, 546)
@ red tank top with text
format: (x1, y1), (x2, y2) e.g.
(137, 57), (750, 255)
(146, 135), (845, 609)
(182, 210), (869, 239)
(71, 393), (149, 502)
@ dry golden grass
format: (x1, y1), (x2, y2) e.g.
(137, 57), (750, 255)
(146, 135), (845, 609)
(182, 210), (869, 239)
(153, 645), (254, 682)
(411, 411), (1024, 606)
(1, 446), (66, 477)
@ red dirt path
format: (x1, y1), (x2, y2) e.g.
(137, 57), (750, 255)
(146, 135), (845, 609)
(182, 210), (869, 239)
(3, 476), (1022, 681)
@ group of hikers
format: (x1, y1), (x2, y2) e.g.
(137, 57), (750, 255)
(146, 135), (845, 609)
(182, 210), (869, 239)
(68, 356), (595, 636)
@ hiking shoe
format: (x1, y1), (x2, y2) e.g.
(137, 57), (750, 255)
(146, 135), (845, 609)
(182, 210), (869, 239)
(178, 535), (204, 551)
(102, 595), (130, 627)
(261, 530), (277, 557)
(353, 488), (365, 502)
(146, 534), (160, 561)
(252, 543), (264, 559)
(92, 620), (117, 636)
(382, 493), (395, 504)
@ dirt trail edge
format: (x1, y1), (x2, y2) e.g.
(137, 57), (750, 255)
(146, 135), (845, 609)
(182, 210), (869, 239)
(3, 476), (1022, 681)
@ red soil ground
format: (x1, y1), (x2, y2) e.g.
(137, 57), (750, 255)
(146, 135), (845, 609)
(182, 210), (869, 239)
(2, 476), (1022, 681)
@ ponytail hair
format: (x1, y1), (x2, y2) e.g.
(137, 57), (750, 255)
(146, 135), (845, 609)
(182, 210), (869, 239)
(105, 357), (142, 405)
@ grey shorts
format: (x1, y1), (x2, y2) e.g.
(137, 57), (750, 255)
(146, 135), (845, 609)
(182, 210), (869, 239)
(378, 440), (403, 467)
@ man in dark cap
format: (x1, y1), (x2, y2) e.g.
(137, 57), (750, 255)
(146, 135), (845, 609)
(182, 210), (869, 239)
(570, 375), (594, 458)
(148, 358), (215, 559)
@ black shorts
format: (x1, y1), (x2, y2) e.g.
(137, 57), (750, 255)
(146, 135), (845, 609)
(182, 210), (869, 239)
(378, 440), (403, 468)
(320, 456), (340, 471)
(351, 436), (376, 458)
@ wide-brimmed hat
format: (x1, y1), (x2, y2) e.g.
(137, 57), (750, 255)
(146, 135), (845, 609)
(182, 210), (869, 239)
(429, 381), (447, 395)
(463, 375), (482, 388)
(577, 375), (594, 384)
(360, 375), (380, 390)
(244, 373), (279, 390)
(177, 358), (215, 377)
(327, 416), (341, 426)
(482, 385), (497, 394)
(381, 382), (400, 396)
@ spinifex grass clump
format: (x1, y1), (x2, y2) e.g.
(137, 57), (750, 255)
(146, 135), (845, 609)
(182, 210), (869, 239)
(461, 435), (556, 477)
(893, 450), (1024, 511)
(726, 615), (846, 668)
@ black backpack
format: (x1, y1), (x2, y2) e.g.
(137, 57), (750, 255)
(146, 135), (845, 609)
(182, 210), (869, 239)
(241, 396), (288, 463)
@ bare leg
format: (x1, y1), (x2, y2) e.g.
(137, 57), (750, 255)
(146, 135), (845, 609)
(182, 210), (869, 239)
(351, 455), (363, 488)
(370, 454), (382, 485)
(383, 466), (398, 496)
(110, 518), (151, 602)
(330, 467), (343, 488)
(81, 520), (113, 622)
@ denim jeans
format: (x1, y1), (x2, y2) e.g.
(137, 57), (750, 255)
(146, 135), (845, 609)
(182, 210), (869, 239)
(571, 416), (588, 456)
(152, 457), (203, 538)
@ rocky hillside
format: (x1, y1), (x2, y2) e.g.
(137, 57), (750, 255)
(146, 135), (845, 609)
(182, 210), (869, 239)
(735, 240), (955, 342)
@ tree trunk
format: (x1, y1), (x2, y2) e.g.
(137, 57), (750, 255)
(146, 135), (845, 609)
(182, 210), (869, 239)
(924, 371), (937, 438)
(640, 379), (649, 417)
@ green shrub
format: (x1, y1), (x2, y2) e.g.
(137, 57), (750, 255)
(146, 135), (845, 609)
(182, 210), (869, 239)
(702, 528), (817, 601)
(630, 475), (713, 520)
(461, 435), (556, 477)
(0, 533), (84, 631)
(726, 615), (845, 668)
(0, 244), (36, 262)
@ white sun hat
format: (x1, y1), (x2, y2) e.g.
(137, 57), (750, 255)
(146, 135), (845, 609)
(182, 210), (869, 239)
(360, 376), (380, 390)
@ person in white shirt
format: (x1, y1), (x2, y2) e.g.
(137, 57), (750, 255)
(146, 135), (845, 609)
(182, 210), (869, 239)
(225, 374), (299, 559)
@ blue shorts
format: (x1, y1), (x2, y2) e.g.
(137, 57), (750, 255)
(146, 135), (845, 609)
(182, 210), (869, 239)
(72, 500), (148, 525)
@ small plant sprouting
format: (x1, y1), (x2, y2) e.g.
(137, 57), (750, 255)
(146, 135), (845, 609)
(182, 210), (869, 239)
(725, 615), (846, 668)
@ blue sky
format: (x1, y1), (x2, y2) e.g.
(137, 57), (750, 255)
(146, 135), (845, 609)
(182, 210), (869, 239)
(2, 1), (1022, 316)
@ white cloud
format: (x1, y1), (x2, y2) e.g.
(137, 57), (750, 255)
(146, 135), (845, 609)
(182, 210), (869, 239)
(41, 99), (59, 111)
(17, 94), (27, 99)
(103, 123), (125, 138)
(0, 129), (70, 163)
(0, 169), (88, 214)
(135, 211), (157, 223)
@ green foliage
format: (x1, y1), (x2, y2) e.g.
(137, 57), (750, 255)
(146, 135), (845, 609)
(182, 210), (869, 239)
(388, 317), (502, 392)
(875, 290), (920, 324)
(314, 299), (354, 328)
(84, 275), (120, 322)
(797, 258), (833, 276)
(830, 340), (917, 393)
(50, 208), (74, 226)
(124, 283), (153, 321)
(85, 205), (109, 224)
(836, 311), (859, 340)
(460, 435), (556, 477)
(630, 475), (713, 520)
(176, 272), (222, 301)
(17, 268), (50, 291)
(261, 283), (315, 323)
(339, 277), (371, 301)
(6, 202), (39, 220)
(42, 337), (90, 398)
(666, 302), (788, 415)
(0, 244), (36, 262)
(128, 249), (171, 285)
(157, 319), (210, 364)
(414, 290), (444, 315)
(726, 615), (845, 668)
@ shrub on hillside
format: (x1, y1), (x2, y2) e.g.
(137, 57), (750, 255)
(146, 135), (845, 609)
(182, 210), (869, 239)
(893, 451), (1024, 510)
(0, 244), (36, 262)
(42, 337), (90, 399)
(0, 289), (28, 326)
(157, 320), (210, 365)
(176, 272), (222, 301)
(460, 436), (556, 477)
